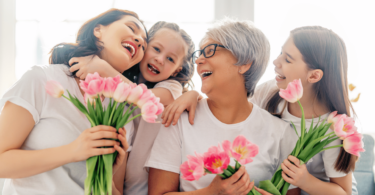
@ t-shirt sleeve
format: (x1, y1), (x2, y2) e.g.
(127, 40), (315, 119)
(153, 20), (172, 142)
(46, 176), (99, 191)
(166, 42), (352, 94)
(249, 79), (278, 109)
(322, 129), (347, 178)
(278, 123), (298, 168)
(154, 80), (183, 100)
(0, 66), (46, 124)
(145, 119), (182, 173)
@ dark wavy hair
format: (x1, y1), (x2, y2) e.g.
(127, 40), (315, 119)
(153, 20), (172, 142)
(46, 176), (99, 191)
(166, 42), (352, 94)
(123, 21), (195, 92)
(266, 26), (357, 173)
(49, 8), (147, 76)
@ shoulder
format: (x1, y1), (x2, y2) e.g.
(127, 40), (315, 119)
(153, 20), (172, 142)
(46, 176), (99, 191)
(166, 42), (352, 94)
(154, 79), (183, 99)
(251, 104), (291, 134)
(250, 79), (279, 108)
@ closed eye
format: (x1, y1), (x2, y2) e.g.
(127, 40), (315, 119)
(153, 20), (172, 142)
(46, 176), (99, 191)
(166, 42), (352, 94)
(128, 26), (135, 32)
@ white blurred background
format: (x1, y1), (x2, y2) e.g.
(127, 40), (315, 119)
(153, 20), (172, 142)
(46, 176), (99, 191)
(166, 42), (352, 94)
(0, 0), (374, 133)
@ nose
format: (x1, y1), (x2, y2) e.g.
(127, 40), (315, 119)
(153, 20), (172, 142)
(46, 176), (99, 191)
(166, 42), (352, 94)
(134, 34), (144, 48)
(273, 56), (281, 68)
(155, 55), (164, 66)
(195, 53), (205, 65)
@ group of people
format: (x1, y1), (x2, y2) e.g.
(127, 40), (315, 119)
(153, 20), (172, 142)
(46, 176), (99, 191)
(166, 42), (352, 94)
(0, 8), (358, 195)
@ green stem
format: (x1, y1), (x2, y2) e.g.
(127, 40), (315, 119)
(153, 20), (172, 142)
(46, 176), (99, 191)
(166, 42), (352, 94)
(297, 101), (305, 150)
(108, 101), (118, 125)
(124, 113), (142, 126)
(321, 144), (343, 152)
(62, 94), (70, 101)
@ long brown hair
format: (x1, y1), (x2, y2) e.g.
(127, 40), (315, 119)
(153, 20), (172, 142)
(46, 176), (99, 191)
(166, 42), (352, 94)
(49, 8), (147, 77)
(266, 26), (357, 173)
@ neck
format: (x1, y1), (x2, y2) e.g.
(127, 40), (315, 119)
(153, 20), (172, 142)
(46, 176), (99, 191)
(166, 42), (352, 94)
(207, 89), (252, 124)
(288, 87), (329, 119)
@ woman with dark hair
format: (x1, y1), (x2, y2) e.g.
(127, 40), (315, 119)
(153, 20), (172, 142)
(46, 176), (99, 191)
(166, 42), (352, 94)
(250, 26), (357, 195)
(0, 8), (146, 195)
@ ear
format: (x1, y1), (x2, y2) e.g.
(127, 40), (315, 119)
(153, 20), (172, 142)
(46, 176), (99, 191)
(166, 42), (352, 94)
(307, 69), (323, 84)
(93, 25), (103, 39)
(238, 61), (253, 74)
(172, 67), (183, 77)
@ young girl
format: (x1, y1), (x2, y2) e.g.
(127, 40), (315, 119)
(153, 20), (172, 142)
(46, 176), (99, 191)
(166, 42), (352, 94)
(163, 26), (358, 195)
(67, 21), (196, 194)
(0, 9), (146, 195)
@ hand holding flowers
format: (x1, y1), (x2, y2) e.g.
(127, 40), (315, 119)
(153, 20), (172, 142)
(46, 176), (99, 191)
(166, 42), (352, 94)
(45, 73), (163, 195)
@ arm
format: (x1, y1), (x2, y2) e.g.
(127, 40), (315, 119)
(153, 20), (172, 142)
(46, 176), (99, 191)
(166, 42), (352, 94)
(112, 128), (129, 195)
(282, 156), (351, 195)
(148, 166), (253, 195)
(161, 90), (201, 127)
(0, 102), (120, 178)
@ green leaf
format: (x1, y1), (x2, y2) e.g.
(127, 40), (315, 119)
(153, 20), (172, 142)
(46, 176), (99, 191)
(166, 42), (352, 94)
(103, 153), (113, 194)
(226, 166), (236, 174)
(84, 156), (98, 195)
(218, 173), (227, 179)
(223, 169), (233, 177)
(103, 104), (111, 126)
(87, 100), (98, 125)
(96, 97), (103, 124)
(235, 160), (241, 171)
(259, 180), (281, 195)
(281, 182), (290, 195)
(112, 102), (126, 127)
(250, 187), (263, 195)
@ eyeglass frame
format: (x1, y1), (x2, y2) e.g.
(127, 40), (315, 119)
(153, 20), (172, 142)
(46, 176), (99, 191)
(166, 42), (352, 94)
(191, 44), (226, 64)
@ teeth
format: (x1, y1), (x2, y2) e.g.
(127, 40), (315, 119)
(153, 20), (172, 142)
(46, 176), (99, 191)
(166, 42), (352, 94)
(121, 43), (135, 56)
(275, 72), (286, 79)
(148, 64), (160, 74)
(201, 71), (213, 77)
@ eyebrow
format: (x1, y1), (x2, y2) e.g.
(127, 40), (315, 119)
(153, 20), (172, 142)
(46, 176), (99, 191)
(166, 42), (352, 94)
(286, 52), (295, 60)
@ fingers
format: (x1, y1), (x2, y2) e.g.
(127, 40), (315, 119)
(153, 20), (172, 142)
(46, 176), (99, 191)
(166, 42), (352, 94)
(282, 171), (294, 184)
(172, 107), (184, 126)
(283, 158), (298, 173)
(118, 128), (129, 151)
(91, 131), (118, 140)
(69, 57), (79, 66)
(91, 140), (119, 148)
(281, 162), (296, 178)
(188, 103), (197, 125)
(165, 106), (179, 127)
(254, 186), (271, 195)
(91, 147), (116, 156)
(288, 155), (300, 166)
(161, 105), (173, 125)
(89, 125), (117, 133)
(114, 144), (126, 165)
(228, 166), (246, 183)
(235, 172), (251, 193)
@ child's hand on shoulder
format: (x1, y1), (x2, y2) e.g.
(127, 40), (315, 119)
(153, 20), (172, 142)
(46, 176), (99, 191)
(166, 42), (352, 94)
(281, 155), (312, 189)
(161, 90), (202, 127)
(69, 55), (114, 79)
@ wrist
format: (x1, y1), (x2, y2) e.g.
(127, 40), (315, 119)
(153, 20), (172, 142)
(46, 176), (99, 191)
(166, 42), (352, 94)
(61, 143), (76, 163)
(299, 172), (314, 191)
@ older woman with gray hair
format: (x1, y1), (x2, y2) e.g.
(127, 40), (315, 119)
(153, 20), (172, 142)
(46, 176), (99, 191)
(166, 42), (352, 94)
(145, 18), (296, 194)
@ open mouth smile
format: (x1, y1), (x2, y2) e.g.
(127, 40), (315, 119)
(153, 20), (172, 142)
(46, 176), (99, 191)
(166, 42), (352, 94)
(147, 64), (160, 74)
(121, 41), (137, 58)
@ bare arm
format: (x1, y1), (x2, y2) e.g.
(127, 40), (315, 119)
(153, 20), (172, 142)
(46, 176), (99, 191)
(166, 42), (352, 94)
(148, 166), (253, 195)
(0, 101), (120, 178)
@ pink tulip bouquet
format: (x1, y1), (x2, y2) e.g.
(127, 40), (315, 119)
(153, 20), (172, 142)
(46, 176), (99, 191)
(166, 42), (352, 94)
(252, 79), (365, 195)
(45, 73), (163, 195)
(180, 135), (261, 195)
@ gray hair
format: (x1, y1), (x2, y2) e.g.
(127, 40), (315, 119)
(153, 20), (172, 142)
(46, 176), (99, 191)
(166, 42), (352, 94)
(148, 21), (195, 92)
(203, 18), (270, 97)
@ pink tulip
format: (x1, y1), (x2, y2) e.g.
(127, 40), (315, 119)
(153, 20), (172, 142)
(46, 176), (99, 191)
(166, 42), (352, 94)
(127, 84), (144, 104)
(222, 135), (259, 165)
(141, 101), (158, 123)
(79, 72), (104, 98)
(343, 132), (365, 156)
(84, 93), (96, 107)
(333, 115), (357, 139)
(279, 79), (303, 103)
(113, 82), (131, 102)
(102, 75), (122, 98)
(327, 111), (340, 130)
(203, 145), (230, 174)
(46, 80), (65, 98)
(155, 102), (164, 115)
(137, 90), (155, 108)
(180, 153), (205, 181)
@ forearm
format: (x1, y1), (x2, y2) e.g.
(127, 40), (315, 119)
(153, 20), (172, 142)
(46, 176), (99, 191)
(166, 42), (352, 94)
(300, 175), (349, 195)
(113, 152), (129, 195)
(103, 67), (133, 84)
(0, 144), (73, 178)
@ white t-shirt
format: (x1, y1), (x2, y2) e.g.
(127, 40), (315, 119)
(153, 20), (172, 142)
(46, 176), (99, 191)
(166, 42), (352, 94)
(145, 98), (296, 191)
(250, 79), (357, 195)
(124, 80), (182, 195)
(0, 65), (134, 195)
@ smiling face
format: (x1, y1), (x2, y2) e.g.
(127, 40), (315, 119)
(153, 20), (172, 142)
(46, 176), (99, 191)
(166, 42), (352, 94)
(140, 28), (187, 82)
(196, 38), (240, 96)
(94, 15), (147, 73)
(273, 36), (311, 90)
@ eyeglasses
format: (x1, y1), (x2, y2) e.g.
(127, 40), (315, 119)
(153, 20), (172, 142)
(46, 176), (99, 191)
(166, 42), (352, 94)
(191, 44), (226, 64)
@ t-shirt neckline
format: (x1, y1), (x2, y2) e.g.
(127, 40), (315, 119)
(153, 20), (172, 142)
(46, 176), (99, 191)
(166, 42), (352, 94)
(202, 98), (256, 129)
